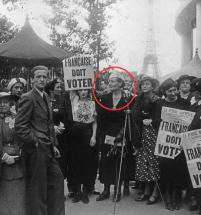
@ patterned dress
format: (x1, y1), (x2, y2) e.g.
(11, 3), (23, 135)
(135, 95), (160, 182)
(135, 126), (160, 182)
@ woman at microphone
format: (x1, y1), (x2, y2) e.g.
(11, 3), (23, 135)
(96, 71), (138, 202)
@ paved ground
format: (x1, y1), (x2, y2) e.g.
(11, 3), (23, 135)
(64, 181), (197, 215)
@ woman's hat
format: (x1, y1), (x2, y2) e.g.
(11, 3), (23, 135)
(109, 71), (125, 82)
(138, 75), (159, 90)
(0, 89), (19, 101)
(176, 75), (196, 88)
(160, 78), (177, 95)
(7, 78), (26, 91)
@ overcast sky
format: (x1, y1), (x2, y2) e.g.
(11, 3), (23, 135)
(0, 0), (181, 77)
(106, 0), (181, 76)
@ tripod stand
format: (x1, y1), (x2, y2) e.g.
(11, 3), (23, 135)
(113, 107), (132, 214)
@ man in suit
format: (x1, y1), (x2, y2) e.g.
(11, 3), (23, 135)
(15, 65), (65, 215)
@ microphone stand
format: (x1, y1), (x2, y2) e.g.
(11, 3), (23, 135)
(113, 98), (133, 215)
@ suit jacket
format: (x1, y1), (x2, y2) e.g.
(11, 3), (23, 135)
(15, 88), (56, 149)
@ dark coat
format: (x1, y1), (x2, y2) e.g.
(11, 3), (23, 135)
(52, 92), (73, 131)
(15, 88), (56, 150)
(51, 93), (72, 178)
(97, 93), (126, 136)
(97, 93), (135, 184)
(15, 88), (65, 215)
(97, 93), (137, 143)
(154, 97), (190, 190)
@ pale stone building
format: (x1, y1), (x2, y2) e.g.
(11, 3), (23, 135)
(175, 0), (201, 66)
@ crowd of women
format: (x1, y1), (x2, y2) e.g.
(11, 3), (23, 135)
(1, 71), (201, 215)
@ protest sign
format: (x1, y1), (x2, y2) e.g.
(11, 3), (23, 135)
(63, 54), (94, 90)
(182, 129), (201, 188)
(154, 107), (195, 159)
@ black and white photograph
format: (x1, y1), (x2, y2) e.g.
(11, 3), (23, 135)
(0, 0), (201, 215)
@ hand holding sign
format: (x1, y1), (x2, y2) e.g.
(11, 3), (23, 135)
(143, 119), (152, 126)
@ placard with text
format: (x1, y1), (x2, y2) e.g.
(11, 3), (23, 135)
(154, 107), (195, 159)
(182, 129), (201, 188)
(63, 54), (94, 90)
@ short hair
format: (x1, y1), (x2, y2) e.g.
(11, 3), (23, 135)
(44, 79), (60, 96)
(76, 89), (91, 100)
(160, 78), (177, 96)
(31, 65), (49, 77)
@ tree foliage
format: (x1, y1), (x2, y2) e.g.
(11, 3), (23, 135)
(0, 14), (18, 43)
(44, 0), (117, 69)
(43, 0), (89, 55)
(84, 0), (116, 67)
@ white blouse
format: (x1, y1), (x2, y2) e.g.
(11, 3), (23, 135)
(70, 91), (96, 123)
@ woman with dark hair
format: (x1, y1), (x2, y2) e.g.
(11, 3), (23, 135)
(176, 75), (195, 100)
(134, 76), (160, 204)
(0, 90), (26, 215)
(155, 78), (190, 211)
(44, 79), (72, 189)
(69, 89), (97, 204)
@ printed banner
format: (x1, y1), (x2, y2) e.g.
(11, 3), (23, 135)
(63, 54), (94, 90)
(154, 107), (195, 159)
(182, 129), (201, 188)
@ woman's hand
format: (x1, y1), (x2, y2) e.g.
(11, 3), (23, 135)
(54, 125), (64, 135)
(143, 119), (152, 126)
(133, 148), (139, 156)
(2, 153), (18, 165)
(90, 136), (96, 147)
(54, 126), (61, 135)
(53, 146), (61, 158)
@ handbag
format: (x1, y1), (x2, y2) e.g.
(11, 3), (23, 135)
(104, 135), (126, 159)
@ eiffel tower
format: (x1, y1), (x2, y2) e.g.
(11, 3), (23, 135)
(141, 0), (160, 79)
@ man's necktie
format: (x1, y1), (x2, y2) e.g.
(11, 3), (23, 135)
(43, 94), (50, 119)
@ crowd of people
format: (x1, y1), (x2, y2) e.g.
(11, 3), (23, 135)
(0, 65), (201, 215)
